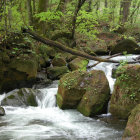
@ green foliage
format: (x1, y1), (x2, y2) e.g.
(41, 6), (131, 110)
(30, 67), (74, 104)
(76, 11), (98, 39)
(34, 10), (63, 25)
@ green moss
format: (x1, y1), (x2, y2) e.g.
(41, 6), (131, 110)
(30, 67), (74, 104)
(27, 93), (37, 106)
(8, 95), (15, 99)
(77, 104), (90, 117)
(56, 93), (63, 108)
(69, 58), (89, 71)
(17, 90), (24, 96)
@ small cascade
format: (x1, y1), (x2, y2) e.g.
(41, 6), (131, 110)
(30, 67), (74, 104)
(0, 56), (138, 139)
(37, 88), (57, 108)
(36, 80), (58, 108)
(88, 55), (138, 93)
(0, 93), (5, 105)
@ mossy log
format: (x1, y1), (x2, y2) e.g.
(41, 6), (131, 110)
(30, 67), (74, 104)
(22, 28), (139, 64)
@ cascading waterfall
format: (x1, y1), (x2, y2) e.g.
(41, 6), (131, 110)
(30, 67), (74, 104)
(88, 55), (138, 93)
(0, 55), (138, 140)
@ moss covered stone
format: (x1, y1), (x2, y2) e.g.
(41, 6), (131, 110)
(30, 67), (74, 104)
(47, 66), (69, 80)
(1, 88), (39, 107)
(57, 70), (110, 116)
(52, 56), (67, 67)
(77, 70), (110, 117)
(68, 57), (89, 71)
(109, 65), (140, 119)
(57, 70), (87, 109)
(0, 106), (5, 116)
(9, 57), (38, 79)
(0, 53), (38, 93)
(111, 39), (140, 54)
(123, 104), (140, 140)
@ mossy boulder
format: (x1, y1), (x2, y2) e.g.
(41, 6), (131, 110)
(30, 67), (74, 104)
(0, 106), (5, 116)
(109, 65), (140, 119)
(77, 70), (110, 117)
(47, 66), (69, 80)
(68, 57), (89, 71)
(123, 104), (140, 140)
(57, 70), (110, 116)
(0, 55), (38, 93)
(52, 56), (67, 67)
(9, 57), (38, 79)
(1, 88), (40, 106)
(57, 70), (87, 109)
(111, 39), (140, 54)
(37, 45), (56, 59)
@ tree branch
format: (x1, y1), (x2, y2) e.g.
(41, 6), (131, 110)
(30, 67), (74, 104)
(22, 28), (139, 64)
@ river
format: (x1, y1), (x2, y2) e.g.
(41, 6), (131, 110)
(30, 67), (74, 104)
(0, 55), (138, 140)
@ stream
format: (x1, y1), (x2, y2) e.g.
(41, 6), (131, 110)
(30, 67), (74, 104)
(0, 55), (138, 140)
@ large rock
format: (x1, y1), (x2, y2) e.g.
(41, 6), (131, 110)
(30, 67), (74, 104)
(0, 55), (38, 93)
(57, 70), (110, 116)
(0, 106), (5, 116)
(47, 66), (69, 80)
(68, 58), (89, 71)
(77, 70), (110, 116)
(123, 104), (140, 140)
(109, 65), (140, 119)
(52, 56), (67, 67)
(111, 39), (140, 54)
(1, 88), (40, 106)
(57, 70), (87, 109)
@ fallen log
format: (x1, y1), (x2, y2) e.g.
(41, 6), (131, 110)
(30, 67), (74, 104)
(22, 28), (140, 64)
(87, 53), (122, 68)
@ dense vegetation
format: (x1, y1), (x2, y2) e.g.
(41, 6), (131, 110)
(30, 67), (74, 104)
(0, 0), (140, 45)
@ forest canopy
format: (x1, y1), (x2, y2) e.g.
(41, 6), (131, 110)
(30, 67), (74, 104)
(0, 0), (140, 38)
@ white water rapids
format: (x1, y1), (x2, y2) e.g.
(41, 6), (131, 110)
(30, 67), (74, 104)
(0, 55), (138, 140)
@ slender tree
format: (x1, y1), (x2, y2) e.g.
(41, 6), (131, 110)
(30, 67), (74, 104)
(71, 0), (86, 40)
(27, 0), (33, 25)
(38, 0), (49, 13)
(120, 0), (132, 23)
(57, 0), (66, 12)
(105, 0), (108, 8)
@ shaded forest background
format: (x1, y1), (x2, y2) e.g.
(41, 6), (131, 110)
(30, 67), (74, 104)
(0, 0), (140, 54)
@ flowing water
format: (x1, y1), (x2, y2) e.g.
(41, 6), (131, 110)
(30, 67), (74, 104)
(0, 55), (138, 140)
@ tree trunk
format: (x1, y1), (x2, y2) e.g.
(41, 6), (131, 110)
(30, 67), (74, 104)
(22, 28), (140, 64)
(0, 0), (4, 22)
(22, 28), (120, 63)
(38, 0), (49, 34)
(4, 0), (7, 34)
(32, 0), (36, 14)
(57, 0), (66, 13)
(27, 0), (33, 25)
(105, 0), (108, 8)
(120, 0), (132, 23)
(87, 0), (92, 12)
(129, 1), (140, 23)
(71, 0), (86, 40)
(38, 0), (49, 13)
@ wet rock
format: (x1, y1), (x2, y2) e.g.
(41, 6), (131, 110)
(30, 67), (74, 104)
(57, 70), (87, 109)
(77, 70), (110, 116)
(1, 88), (41, 107)
(47, 66), (69, 80)
(52, 56), (67, 67)
(111, 65), (119, 78)
(38, 45), (56, 59)
(109, 65), (140, 119)
(68, 57), (89, 71)
(0, 56), (38, 93)
(0, 106), (5, 116)
(57, 70), (110, 116)
(123, 104), (140, 140)
(111, 39), (140, 54)
(33, 71), (52, 89)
